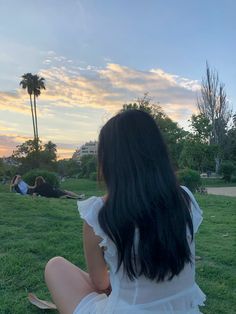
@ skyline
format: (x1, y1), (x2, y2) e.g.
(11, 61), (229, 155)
(0, 0), (235, 158)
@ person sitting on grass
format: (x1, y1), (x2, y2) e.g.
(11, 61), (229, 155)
(43, 109), (206, 314)
(34, 176), (81, 199)
(10, 175), (35, 195)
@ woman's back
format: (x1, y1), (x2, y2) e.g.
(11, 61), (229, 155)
(78, 186), (206, 313)
(97, 110), (195, 284)
(44, 109), (205, 314)
(35, 182), (56, 197)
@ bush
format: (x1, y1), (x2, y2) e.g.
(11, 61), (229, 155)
(231, 176), (236, 183)
(89, 172), (97, 181)
(177, 168), (201, 192)
(220, 161), (236, 182)
(23, 169), (60, 187)
(80, 155), (97, 178)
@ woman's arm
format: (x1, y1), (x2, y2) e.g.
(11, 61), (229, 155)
(83, 221), (110, 292)
(28, 184), (36, 189)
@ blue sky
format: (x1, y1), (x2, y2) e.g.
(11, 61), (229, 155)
(0, 0), (235, 158)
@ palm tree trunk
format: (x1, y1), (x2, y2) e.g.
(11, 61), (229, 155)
(30, 94), (36, 140)
(33, 94), (39, 144)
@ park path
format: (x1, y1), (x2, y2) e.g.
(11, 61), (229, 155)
(207, 187), (236, 197)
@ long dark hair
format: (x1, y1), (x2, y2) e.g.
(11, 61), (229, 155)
(98, 109), (193, 282)
(11, 175), (18, 185)
(35, 176), (45, 187)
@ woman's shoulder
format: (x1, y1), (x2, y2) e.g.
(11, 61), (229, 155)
(78, 195), (104, 209)
(77, 197), (114, 253)
(77, 196), (104, 224)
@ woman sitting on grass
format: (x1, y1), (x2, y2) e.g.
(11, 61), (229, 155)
(10, 175), (34, 195)
(44, 110), (206, 313)
(34, 176), (80, 199)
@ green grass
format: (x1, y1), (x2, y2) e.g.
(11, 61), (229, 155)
(201, 178), (236, 187)
(0, 179), (235, 313)
(195, 194), (236, 314)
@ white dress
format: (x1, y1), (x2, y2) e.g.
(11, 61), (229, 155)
(74, 186), (206, 314)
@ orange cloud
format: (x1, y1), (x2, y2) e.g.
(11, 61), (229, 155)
(45, 62), (199, 111)
(57, 148), (77, 159)
(0, 61), (200, 119)
(0, 58), (201, 157)
(0, 91), (30, 114)
(0, 134), (80, 159)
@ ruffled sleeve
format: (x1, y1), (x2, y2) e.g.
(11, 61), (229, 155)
(77, 196), (102, 225)
(77, 197), (116, 257)
(181, 186), (203, 233)
(77, 196), (106, 246)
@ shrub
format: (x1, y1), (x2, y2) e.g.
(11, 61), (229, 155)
(89, 172), (97, 181)
(80, 155), (97, 178)
(23, 169), (60, 187)
(231, 176), (236, 183)
(220, 161), (236, 182)
(177, 168), (201, 193)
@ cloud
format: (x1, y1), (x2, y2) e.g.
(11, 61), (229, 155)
(0, 133), (83, 160)
(43, 59), (52, 65)
(0, 54), (201, 158)
(0, 59), (200, 120)
(57, 148), (77, 159)
(0, 91), (29, 114)
(0, 134), (28, 156)
(37, 62), (200, 119)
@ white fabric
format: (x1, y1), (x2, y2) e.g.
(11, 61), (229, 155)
(181, 186), (203, 233)
(18, 180), (28, 195)
(73, 292), (107, 314)
(76, 186), (206, 314)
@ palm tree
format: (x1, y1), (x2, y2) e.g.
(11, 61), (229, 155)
(20, 73), (36, 140)
(20, 73), (46, 151)
(32, 75), (46, 141)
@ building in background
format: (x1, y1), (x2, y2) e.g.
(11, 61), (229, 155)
(72, 141), (98, 160)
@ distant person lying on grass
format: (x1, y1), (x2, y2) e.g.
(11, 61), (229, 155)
(33, 176), (81, 199)
(10, 175), (35, 195)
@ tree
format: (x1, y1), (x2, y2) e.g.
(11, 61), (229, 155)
(179, 136), (216, 172)
(13, 139), (41, 159)
(190, 113), (212, 143)
(179, 114), (218, 172)
(12, 139), (57, 172)
(13, 139), (41, 171)
(197, 62), (231, 173)
(44, 141), (57, 162)
(20, 73), (46, 148)
(80, 155), (97, 178)
(0, 158), (17, 180)
(220, 161), (236, 182)
(57, 159), (81, 177)
(20, 73), (36, 140)
(39, 141), (57, 170)
(223, 127), (236, 162)
(32, 74), (46, 141)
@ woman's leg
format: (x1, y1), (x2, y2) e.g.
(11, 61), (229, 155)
(64, 190), (79, 198)
(44, 256), (98, 314)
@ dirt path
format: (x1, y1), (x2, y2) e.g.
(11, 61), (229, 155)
(207, 187), (236, 197)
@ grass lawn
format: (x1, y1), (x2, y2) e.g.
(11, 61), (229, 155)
(201, 178), (236, 187)
(0, 179), (235, 313)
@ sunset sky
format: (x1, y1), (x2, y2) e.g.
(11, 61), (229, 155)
(0, 0), (235, 159)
